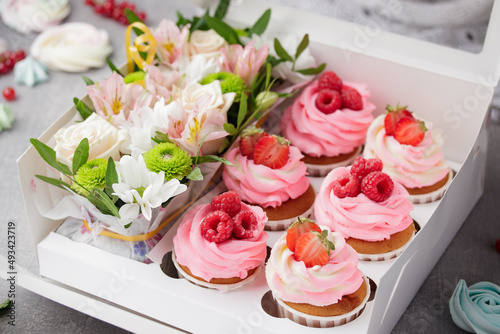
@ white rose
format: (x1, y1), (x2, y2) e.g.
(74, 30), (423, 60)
(189, 29), (227, 58)
(177, 54), (219, 83)
(54, 113), (127, 167)
(178, 81), (235, 115)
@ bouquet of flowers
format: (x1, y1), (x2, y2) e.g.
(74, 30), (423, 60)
(30, 0), (324, 262)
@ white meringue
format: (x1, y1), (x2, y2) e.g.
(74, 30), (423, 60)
(0, 0), (70, 34)
(30, 22), (114, 72)
(0, 104), (14, 132)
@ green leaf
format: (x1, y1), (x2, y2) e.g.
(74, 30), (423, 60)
(218, 139), (230, 154)
(190, 14), (208, 33)
(186, 166), (203, 181)
(295, 63), (326, 75)
(274, 38), (293, 62)
(247, 9), (271, 36)
(265, 62), (272, 90)
(295, 34), (309, 60)
(214, 0), (230, 19)
(124, 222), (132, 229)
(125, 8), (142, 24)
(105, 157), (118, 188)
(267, 55), (285, 67)
(106, 58), (123, 76)
(152, 131), (173, 144)
(81, 76), (94, 86)
(193, 155), (234, 166)
(73, 98), (94, 120)
(236, 93), (247, 129)
(92, 188), (120, 218)
(72, 138), (89, 175)
(34, 175), (72, 190)
(205, 15), (240, 45)
(223, 123), (237, 135)
(30, 138), (72, 176)
(0, 299), (11, 314)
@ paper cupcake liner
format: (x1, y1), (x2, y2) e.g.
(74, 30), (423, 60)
(275, 276), (370, 328)
(408, 169), (454, 204)
(264, 204), (314, 231)
(305, 146), (362, 177)
(171, 250), (263, 292)
(357, 231), (416, 262)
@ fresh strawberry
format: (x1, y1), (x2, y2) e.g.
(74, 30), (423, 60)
(286, 217), (322, 252)
(294, 230), (335, 268)
(340, 86), (363, 111)
(239, 126), (270, 159)
(318, 71), (343, 92)
(384, 104), (414, 136)
(211, 191), (241, 217)
(315, 89), (341, 114)
(394, 117), (427, 146)
(253, 135), (290, 169)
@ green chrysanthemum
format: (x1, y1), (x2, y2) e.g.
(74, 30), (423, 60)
(200, 72), (248, 102)
(71, 158), (108, 196)
(143, 143), (192, 180)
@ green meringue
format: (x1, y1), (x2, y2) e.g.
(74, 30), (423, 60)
(0, 104), (14, 132)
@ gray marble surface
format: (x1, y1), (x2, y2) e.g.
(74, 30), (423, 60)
(0, 0), (499, 333)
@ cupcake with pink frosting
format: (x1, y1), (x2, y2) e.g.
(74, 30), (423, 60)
(266, 219), (370, 328)
(363, 105), (451, 203)
(223, 127), (315, 231)
(314, 158), (416, 261)
(172, 191), (268, 291)
(281, 71), (375, 177)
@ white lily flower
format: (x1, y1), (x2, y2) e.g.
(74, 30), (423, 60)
(112, 155), (187, 221)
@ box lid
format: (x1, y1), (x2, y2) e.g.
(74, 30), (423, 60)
(193, 0), (500, 86)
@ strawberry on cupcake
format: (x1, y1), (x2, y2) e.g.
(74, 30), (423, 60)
(223, 126), (315, 231)
(364, 104), (451, 203)
(281, 70), (375, 177)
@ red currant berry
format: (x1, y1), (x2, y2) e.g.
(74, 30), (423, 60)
(84, 0), (94, 5)
(0, 62), (7, 75)
(118, 16), (129, 25)
(94, 4), (105, 14)
(3, 87), (16, 101)
(138, 12), (146, 21)
(4, 58), (13, 71)
(14, 50), (26, 63)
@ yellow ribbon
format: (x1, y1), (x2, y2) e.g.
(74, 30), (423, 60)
(82, 164), (225, 242)
(125, 22), (157, 74)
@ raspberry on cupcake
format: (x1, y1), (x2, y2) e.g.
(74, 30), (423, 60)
(364, 104), (452, 203)
(314, 157), (416, 261)
(172, 191), (268, 291)
(266, 218), (370, 328)
(281, 70), (375, 177)
(223, 127), (315, 231)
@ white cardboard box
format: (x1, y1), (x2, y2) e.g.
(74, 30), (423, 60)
(4, 0), (500, 333)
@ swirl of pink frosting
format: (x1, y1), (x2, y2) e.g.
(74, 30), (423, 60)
(173, 202), (268, 282)
(314, 167), (413, 241)
(363, 114), (449, 189)
(265, 226), (364, 306)
(222, 145), (309, 208)
(280, 81), (375, 157)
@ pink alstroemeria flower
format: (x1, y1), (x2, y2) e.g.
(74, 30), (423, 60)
(169, 96), (229, 156)
(153, 19), (189, 68)
(87, 72), (150, 126)
(219, 41), (269, 87)
(144, 64), (183, 106)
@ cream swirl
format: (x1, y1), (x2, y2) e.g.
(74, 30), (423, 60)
(265, 226), (364, 306)
(363, 114), (449, 189)
(281, 81), (375, 157)
(222, 145), (309, 208)
(314, 167), (413, 241)
(173, 202), (268, 282)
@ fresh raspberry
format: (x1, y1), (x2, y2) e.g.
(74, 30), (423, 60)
(340, 86), (363, 111)
(211, 191), (241, 217)
(315, 89), (341, 114)
(361, 171), (394, 202)
(350, 157), (383, 180)
(318, 71), (343, 92)
(200, 211), (233, 243)
(232, 210), (259, 239)
(332, 174), (361, 198)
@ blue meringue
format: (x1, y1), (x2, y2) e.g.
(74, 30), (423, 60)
(0, 104), (14, 132)
(14, 56), (49, 87)
(449, 279), (500, 334)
